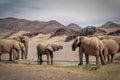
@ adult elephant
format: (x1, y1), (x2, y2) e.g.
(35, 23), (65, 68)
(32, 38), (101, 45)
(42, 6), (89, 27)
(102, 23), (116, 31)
(37, 43), (63, 65)
(0, 39), (26, 61)
(72, 36), (107, 65)
(97, 35), (120, 52)
(102, 39), (119, 63)
(13, 36), (29, 59)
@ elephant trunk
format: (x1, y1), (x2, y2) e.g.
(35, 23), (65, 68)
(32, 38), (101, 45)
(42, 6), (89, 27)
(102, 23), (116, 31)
(24, 43), (28, 59)
(72, 40), (77, 51)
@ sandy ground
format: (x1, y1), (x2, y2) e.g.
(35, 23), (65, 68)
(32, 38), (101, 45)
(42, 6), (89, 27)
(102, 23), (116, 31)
(1, 34), (120, 80)
(0, 61), (120, 80)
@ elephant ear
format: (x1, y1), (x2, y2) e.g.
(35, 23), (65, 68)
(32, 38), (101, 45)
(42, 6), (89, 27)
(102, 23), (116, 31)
(47, 44), (54, 52)
(51, 45), (63, 51)
(50, 44), (58, 51)
(72, 38), (79, 51)
(21, 36), (29, 43)
(18, 42), (25, 49)
(58, 45), (63, 50)
(13, 36), (21, 42)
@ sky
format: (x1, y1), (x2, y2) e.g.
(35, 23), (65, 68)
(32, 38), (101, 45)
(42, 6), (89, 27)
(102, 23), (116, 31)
(0, 0), (120, 27)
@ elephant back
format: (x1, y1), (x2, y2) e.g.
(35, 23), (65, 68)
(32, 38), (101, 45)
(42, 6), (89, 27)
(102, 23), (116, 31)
(102, 39), (119, 54)
(37, 43), (48, 54)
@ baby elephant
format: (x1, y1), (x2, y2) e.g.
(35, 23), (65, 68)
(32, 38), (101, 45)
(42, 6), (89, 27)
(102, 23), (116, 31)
(37, 43), (63, 65)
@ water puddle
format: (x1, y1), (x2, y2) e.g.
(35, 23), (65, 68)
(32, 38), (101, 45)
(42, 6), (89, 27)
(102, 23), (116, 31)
(30, 61), (96, 66)
(1, 60), (96, 66)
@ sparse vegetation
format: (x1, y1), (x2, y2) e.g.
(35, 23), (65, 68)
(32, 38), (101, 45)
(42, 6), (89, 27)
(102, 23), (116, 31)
(61, 64), (100, 71)
(115, 56), (120, 61)
(81, 64), (100, 71)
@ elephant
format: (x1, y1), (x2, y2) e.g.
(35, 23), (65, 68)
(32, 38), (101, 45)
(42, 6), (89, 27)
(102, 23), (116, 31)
(12, 42), (26, 60)
(97, 35), (120, 53)
(72, 36), (107, 65)
(0, 39), (26, 61)
(13, 36), (29, 59)
(101, 39), (119, 63)
(37, 43), (63, 65)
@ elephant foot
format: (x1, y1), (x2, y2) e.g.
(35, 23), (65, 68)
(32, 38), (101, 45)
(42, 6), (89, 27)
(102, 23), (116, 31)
(51, 62), (53, 65)
(47, 62), (50, 65)
(86, 63), (90, 65)
(38, 62), (43, 65)
(101, 62), (106, 65)
(9, 59), (12, 61)
(107, 61), (111, 64)
(78, 62), (83, 65)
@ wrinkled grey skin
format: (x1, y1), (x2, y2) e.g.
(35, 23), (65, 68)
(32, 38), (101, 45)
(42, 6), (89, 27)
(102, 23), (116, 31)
(13, 36), (29, 59)
(0, 39), (26, 61)
(37, 43), (63, 65)
(102, 39), (119, 63)
(72, 36), (107, 65)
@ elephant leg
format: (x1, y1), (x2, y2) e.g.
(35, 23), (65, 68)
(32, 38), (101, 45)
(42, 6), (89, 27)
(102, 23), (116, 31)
(103, 53), (107, 62)
(25, 47), (28, 59)
(37, 53), (40, 62)
(50, 52), (53, 65)
(39, 54), (43, 65)
(47, 54), (49, 65)
(85, 54), (90, 65)
(0, 53), (2, 61)
(25, 50), (28, 59)
(96, 56), (100, 65)
(107, 55), (111, 63)
(9, 52), (12, 61)
(13, 51), (16, 60)
(17, 51), (20, 60)
(21, 50), (24, 59)
(78, 50), (83, 65)
(99, 53), (106, 65)
(103, 48), (108, 62)
(111, 54), (115, 63)
(25, 50), (27, 59)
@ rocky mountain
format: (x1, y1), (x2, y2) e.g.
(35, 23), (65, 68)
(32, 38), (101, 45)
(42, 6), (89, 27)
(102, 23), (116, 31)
(108, 30), (120, 35)
(50, 28), (79, 37)
(66, 23), (82, 31)
(99, 21), (120, 33)
(0, 17), (120, 40)
(80, 26), (107, 36)
(100, 21), (120, 28)
(65, 26), (107, 41)
(0, 17), (64, 33)
(46, 22), (120, 41)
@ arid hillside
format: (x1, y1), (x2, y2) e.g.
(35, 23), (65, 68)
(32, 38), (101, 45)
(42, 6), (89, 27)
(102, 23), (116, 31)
(0, 17), (120, 40)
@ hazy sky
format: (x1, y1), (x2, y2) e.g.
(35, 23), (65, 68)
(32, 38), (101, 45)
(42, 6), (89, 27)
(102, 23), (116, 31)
(0, 0), (120, 27)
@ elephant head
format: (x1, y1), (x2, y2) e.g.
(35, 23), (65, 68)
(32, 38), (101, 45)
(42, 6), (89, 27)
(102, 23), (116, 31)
(46, 44), (63, 52)
(13, 36), (29, 59)
(51, 44), (63, 51)
(72, 37), (79, 51)
(18, 42), (26, 59)
(12, 41), (26, 60)
(72, 36), (85, 51)
(97, 35), (105, 40)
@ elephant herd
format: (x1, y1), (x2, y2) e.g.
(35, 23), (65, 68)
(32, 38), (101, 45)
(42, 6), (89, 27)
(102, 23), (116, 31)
(0, 36), (29, 61)
(0, 35), (120, 66)
(72, 35), (120, 65)
(0, 35), (63, 65)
